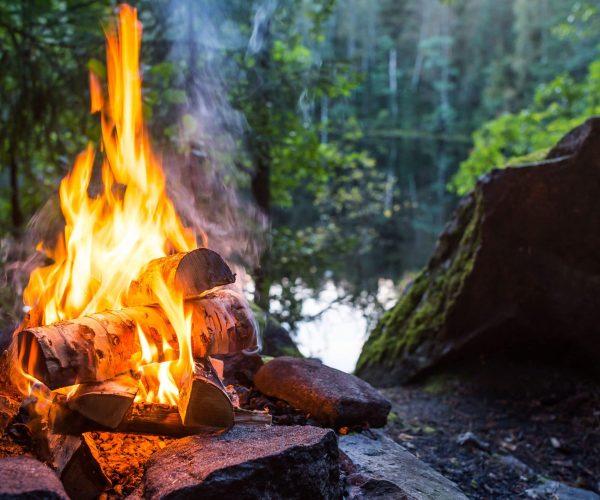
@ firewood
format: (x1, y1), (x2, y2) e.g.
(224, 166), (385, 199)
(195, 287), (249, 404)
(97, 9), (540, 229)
(50, 396), (233, 437)
(233, 407), (273, 426)
(47, 432), (111, 500)
(177, 359), (234, 429)
(49, 389), (270, 437)
(123, 248), (236, 307)
(17, 289), (257, 389)
(66, 375), (138, 429)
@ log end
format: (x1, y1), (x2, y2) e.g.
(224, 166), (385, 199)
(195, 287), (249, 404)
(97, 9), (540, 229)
(175, 248), (236, 295)
(178, 361), (234, 429)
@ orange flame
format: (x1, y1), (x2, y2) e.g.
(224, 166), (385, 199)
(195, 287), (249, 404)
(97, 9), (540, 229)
(17, 4), (200, 404)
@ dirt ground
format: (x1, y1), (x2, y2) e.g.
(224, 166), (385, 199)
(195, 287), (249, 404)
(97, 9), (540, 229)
(383, 362), (600, 499)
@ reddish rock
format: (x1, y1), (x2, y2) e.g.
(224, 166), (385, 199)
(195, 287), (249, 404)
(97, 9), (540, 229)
(254, 357), (391, 428)
(141, 425), (341, 499)
(0, 456), (68, 499)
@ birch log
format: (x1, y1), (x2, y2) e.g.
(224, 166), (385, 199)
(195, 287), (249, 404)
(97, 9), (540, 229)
(50, 397), (271, 437)
(177, 359), (233, 428)
(66, 375), (138, 429)
(123, 248), (236, 307)
(17, 289), (257, 389)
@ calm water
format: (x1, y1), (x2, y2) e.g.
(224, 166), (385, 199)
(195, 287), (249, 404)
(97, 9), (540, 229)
(295, 279), (399, 372)
(293, 136), (464, 372)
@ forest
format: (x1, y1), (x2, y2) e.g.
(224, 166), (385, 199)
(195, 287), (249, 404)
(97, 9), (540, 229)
(1, 1), (600, 499)
(3, 0), (599, 331)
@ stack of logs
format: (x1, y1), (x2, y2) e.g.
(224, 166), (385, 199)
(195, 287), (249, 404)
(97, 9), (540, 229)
(13, 248), (271, 497)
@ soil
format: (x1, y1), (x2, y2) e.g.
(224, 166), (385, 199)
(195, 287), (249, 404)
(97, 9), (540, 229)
(383, 361), (600, 499)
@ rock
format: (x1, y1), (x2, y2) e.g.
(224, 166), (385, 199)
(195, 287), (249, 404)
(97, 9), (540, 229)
(254, 357), (391, 428)
(456, 431), (490, 451)
(214, 351), (263, 386)
(262, 318), (303, 357)
(497, 454), (535, 476)
(357, 118), (600, 385)
(525, 480), (600, 500)
(340, 430), (468, 499)
(0, 456), (68, 499)
(550, 436), (562, 449)
(140, 425), (341, 499)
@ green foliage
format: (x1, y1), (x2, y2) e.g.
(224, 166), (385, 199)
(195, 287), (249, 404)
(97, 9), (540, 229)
(450, 56), (600, 195)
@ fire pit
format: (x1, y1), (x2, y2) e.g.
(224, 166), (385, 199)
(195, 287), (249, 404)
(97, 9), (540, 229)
(0, 4), (417, 499)
(6, 2), (272, 488)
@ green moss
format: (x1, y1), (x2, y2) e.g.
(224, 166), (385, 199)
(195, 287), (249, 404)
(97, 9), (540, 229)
(505, 147), (551, 166)
(356, 191), (483, 374)
(422, 373), (456, 395)
(386, 411), (400, 424)
(278, 345), (304, 358)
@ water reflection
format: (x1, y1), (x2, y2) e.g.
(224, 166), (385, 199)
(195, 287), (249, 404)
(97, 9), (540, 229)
(296, 279), (400, 372)
(293, 136), (466, 372)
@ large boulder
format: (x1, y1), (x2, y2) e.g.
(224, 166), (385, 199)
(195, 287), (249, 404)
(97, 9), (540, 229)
(357, 118), (600, 385)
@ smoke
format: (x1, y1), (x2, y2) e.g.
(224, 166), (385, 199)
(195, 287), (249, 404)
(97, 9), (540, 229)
(247, 0), (277, 56)
(0, 1), (272, 330)
(164, 0), (270, 289)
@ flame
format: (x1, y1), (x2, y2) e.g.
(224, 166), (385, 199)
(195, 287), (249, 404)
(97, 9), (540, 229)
(16, 4), (201, 404)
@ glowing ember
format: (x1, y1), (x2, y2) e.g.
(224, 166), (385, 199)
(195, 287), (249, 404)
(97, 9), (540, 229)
(14, 4), (203, 405)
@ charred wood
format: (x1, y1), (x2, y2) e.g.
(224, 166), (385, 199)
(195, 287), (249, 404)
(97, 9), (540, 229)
(48, 396), (267, 437)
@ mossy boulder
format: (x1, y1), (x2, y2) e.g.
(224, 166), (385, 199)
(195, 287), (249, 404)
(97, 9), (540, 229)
(357, 118), (600, 385)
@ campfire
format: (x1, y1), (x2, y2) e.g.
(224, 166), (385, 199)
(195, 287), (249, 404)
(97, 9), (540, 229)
(11, 3), (267, 450)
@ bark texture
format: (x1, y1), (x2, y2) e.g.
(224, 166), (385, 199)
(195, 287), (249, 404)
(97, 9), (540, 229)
(18, 289), (257, 389)
(124, 248), (235, 307)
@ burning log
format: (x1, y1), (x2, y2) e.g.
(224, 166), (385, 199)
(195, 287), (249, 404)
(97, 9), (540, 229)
(17, 289), (257, 389)
(46, 432), (111, 500)
(177, 359), (234, 428)
(123, 248), (236, 307)
(49, 394), (270, 437)
(65, 375), (138, 429)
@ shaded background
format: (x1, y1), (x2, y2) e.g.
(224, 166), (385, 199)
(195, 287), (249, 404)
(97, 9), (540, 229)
(1, 0), (599, 370)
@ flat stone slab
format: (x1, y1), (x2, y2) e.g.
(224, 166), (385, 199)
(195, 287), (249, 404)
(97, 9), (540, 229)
(254, 357), (391, 428)
(0, 456), (68, 499)
(340, 430), (468, 500)
(140, 425), (341, 499)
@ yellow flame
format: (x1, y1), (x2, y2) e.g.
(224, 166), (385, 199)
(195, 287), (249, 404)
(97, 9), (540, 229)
(17, 4), (200, 404)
